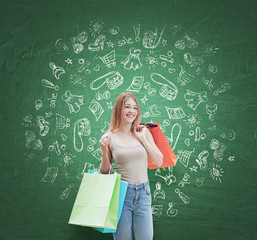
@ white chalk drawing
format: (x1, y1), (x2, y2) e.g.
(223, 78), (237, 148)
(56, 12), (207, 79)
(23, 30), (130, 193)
(184, 90), (208, 110)
(106, 40), (114, 48)
(100, 90), (111, 100)
(61, 90), (84, 114)
(22, 114), (33, 127)
(118, 36), (133, 47)
(146, 51), (159, 69)
(210, 139), (227, 161)
(35, 99), (43, 110)
(40, 167), (58, 183)
(106, 102), (113, 109)
(87, 145), (94, 152)
(90, 71), (124, 90)
(209, 64), (218, 73)
(170, 24), (181, 34)
(24, 153), (36, 161)
(98, 50), (116, 68)
(165, 106), (185, 119)
(42, 79), (59, 91)
(154, 182), (166, 201)
(49, 62), (65, 80)
(166, 123), (181, 150)
(152, 205), (163, 220)
(155, 167), (176, 185)
(196, 150), (209, 171)
(88, 35), (106, 51)
(60, 184), (74, 200)
(166, 202), (178, 217)
(48, 141), (65, 156)
(81, 162), (97, 176)
(101, 121), (110, 133)
(71, 31), (88, 54)
(59, 152), (75, 167)
(36, 116), (49, 136)
(42, 156), (49, 163)
(65, 58), (72, 64)
(142, 105), (161, 118)
(177, 65), (195, 86)
(140, 95), (148, 105)
(189, 166), (198, 172)
(148, 88), (156, 96)
(201, 44), (219, 57)
(210, 163), (223, 183)
(142, 28), (165, 49)
(45, 112), (52, 118)
(85, 69), (91, 75)
(88, 137), (97, 145)
(92, 148), (102, 161)
(56, 113), (70, 130)
(78, 59), (90, 73)
(175, 35), (199, 50)
(25, 130), (43, 150)
(213, 83), (231, 95)
(89, 19), (104, 38)
(184, 53), (204, 67)
(55, 39), (68, 54)
(150, 73), (178, 101)
(160, 51), (174, 67)
(88, 99), (104, 121)
(184, 139), (190, 146)
(189, 127), (206, 142)
(221, 129), (236, 141)
(73, 118), (91, 152)
(70, 74), (87, 87)
(48, 93), (58, 108)
(201, 77), (214, 90)
(133, 24), (141, 42)
(168, 68), (176, 74)
(162, 39), (167, 47)
(94, 64), (100, 71)
(109, 26), (119, 35)
(228, 156), (235, 162)
(121, 47), (142, 70)
(175, 188), (190, 204)
(178, 148), (195, 168)
(61, 134), (67, 141)
(144, 82), (151, 90)
(126, 76), (144, 92)
(206, 104), (218, 122)
(178, 173), (190, 187)
(196, 177), (205, 187)
(183, 114), (201, 128)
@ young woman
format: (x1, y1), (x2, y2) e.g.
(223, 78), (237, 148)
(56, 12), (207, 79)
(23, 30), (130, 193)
(99, 92), (163, 240)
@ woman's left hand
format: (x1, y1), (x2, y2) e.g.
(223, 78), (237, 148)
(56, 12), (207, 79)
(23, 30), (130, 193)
(133, 125), (147, 141)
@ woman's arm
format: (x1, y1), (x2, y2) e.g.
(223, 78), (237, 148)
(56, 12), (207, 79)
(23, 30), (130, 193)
(99, 133), (112, 174)
(134, 126), (163, 167)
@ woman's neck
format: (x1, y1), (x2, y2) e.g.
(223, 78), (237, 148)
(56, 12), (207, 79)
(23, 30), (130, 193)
(117, 123), (133, 134)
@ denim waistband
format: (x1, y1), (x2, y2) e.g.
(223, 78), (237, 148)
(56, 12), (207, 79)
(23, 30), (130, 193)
(127, 181), (149, 190)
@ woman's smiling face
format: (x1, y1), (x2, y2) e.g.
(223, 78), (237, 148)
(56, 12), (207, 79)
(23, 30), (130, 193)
(121, 97), (138, 124)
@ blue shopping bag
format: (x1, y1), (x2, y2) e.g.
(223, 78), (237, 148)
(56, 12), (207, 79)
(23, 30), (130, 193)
(88, 169), (128, 233)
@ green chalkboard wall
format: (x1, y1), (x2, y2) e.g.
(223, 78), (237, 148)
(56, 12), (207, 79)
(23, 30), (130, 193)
(1, 0), (257, 239)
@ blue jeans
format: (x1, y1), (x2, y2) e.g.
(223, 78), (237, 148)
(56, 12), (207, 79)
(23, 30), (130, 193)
(113, 181), (153, 240)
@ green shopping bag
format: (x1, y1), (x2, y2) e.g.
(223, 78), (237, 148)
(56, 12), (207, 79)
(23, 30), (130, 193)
(68, 173), (121, 229)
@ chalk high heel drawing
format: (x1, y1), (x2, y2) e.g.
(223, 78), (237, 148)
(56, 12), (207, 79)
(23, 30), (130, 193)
(88, 34), (106, 51)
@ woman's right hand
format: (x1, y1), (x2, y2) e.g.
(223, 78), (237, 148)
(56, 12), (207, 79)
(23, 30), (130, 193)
(99, 133), (110, 152)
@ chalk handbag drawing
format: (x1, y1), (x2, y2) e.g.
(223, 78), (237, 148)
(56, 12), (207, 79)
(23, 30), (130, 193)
(143, 122), (177, 169)
(68, 172), (121, 229)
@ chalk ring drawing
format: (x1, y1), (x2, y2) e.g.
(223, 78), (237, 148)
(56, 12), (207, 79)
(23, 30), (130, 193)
(73, 118), (91, 152)
(90, 71), (124, 90)
(150, 73), (178, 101)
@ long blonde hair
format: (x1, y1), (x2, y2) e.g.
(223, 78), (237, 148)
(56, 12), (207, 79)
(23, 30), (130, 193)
(107, 92), (141, 133)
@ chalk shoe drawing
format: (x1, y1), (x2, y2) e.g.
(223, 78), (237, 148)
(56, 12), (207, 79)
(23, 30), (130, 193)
(88, 34), (106, 51)
(25, 130), (43, 150)
(121, 47), (142, 70)
(73, 118), (91, 152)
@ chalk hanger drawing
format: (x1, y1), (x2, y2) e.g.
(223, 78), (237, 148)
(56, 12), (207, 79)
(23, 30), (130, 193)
(150, 73), (178, 101)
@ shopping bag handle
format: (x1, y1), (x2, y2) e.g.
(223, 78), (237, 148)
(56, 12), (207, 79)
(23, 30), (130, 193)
(140, 123), (158, 128)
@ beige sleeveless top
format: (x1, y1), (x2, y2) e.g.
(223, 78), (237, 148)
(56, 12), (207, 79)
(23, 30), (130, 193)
(108, 131), (148, 184)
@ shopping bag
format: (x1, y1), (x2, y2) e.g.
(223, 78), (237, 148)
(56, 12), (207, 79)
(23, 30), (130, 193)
(143, 122), (177, 169)
(68, 172), (121, 229)
(87, 170), (128, 233)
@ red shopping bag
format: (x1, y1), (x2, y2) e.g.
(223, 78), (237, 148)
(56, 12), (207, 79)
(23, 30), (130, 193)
(143, 122), (177, 169)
